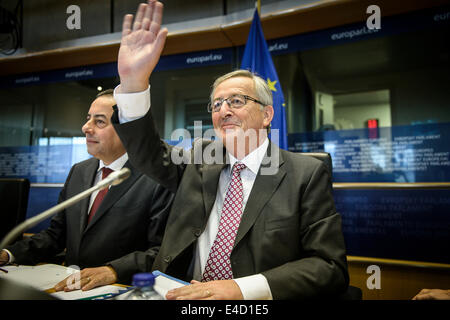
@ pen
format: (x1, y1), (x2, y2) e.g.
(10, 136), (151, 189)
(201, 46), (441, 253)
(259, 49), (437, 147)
(79, 293), (114, 300)
(0, 267), (8, 274)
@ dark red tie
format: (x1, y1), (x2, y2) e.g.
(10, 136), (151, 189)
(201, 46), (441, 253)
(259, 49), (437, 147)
(87, 167), (113, 224)
(202, 162), (246, 281)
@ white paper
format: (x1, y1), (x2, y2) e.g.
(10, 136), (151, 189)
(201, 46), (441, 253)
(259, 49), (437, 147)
(0, 264), (78, 291)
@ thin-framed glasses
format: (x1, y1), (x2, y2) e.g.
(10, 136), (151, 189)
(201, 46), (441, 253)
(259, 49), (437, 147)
(207, 94), (266, 113)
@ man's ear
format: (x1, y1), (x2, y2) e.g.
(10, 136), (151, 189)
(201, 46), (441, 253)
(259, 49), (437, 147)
(263, 105), (274, 127)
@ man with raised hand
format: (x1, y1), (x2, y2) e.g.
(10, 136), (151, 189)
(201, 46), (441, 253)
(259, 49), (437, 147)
(112, 0), (348, 300)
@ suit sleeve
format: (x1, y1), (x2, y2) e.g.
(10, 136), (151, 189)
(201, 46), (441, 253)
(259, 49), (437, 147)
(262, 162), (349, 299)
(4, 166), (73, 265)
(107, 182), (174, 284)
(112, 106), (188, 194)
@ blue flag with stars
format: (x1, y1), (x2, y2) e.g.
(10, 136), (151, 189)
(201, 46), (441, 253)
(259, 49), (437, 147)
(241, 9), (288, 150)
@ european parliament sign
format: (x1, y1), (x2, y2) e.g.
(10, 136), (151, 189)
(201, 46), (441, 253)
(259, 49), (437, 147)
(289, 122), (450, 183)
(0, 48), (233, 88)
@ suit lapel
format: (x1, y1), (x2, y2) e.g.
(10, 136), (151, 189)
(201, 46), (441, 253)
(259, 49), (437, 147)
(79, 159), (99, 235)
(84, 161), (140, 232)
(235, 144), (286, 246)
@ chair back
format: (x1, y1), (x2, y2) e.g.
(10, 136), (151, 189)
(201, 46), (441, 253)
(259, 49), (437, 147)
(299, 152), (332, 176)
(338, 285), (363, 300)
(299, 153), (363, 300)
(0, 178), (30, 242)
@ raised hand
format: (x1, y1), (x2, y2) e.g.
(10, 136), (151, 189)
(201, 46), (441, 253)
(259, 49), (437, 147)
(118, 0), (168, 93)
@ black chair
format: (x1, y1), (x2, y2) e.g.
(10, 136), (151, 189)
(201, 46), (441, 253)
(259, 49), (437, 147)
(0, 178), (30, 243)
(299, 152), (333, 177)
(338, 285), (363, 300)
(300, 153), (362, 300)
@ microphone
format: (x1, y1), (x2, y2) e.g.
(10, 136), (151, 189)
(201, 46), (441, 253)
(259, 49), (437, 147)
(0, 167), (131, 249)
(97, 167), (131, 187)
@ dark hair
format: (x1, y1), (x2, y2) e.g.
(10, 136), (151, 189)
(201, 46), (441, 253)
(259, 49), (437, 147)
(96, 88), (114, 99)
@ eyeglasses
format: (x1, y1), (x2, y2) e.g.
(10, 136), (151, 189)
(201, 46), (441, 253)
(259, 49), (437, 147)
(207, 94), (266, 113)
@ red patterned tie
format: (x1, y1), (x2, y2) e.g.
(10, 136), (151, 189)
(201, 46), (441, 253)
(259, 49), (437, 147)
(202, 162), (246, 281)
(87, 167), (113, 224)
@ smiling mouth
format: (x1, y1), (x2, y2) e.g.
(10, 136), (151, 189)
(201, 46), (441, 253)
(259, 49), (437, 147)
(221, 120), (240, 129)
(86, 138), (98, 144)
(222, 124), (237, 129)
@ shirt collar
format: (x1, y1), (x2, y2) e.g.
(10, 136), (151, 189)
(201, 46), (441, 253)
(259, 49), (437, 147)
(228, 138), (269, 175)
(98, 152), (128, 173)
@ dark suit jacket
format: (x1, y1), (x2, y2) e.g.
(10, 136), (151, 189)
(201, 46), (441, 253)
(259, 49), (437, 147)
(6, 157), (174, 284)
(113, 109), (349, 299)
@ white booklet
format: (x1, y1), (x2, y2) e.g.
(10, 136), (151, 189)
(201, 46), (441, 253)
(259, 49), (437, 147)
(153, 270), (189, 299)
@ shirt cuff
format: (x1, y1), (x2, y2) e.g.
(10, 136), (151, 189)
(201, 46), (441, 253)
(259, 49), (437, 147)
(113, 84), (151, 123)
(2, 249), (15, 264)
(233, 274), (273, 300)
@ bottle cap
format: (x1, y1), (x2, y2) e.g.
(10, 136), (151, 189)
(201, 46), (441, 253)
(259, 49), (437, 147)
(132, 273), (156, 287)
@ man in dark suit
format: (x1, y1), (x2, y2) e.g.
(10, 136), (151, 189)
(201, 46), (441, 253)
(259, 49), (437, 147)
(0, 89), (174, 291)
(112, 1), (348, 299)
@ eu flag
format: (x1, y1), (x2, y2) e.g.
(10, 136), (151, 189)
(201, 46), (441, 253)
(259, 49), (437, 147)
(241, 9), (288, 150)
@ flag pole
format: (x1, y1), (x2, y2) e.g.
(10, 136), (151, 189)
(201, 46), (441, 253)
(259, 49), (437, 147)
(256, 0), (261, 15)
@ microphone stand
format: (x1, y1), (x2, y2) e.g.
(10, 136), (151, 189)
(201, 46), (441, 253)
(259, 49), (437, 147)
(0, 167), (131, 249)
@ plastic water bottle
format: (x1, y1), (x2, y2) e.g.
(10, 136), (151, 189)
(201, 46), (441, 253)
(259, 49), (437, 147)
(127, 273), (163, 300)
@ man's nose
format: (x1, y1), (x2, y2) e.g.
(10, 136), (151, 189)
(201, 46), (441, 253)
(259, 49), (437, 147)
(82, 120), (93, 134)
(218, 100), (233, 116)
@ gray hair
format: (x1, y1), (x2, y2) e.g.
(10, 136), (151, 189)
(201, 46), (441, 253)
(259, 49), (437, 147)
(210, 69), (273, 107)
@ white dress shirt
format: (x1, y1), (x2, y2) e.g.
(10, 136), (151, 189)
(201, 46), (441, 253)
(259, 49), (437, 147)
(114, 85), (273, 300)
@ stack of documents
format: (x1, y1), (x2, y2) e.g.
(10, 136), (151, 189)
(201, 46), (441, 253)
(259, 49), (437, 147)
(0, 264), (124, 300)
(0, 265), (189, 300)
